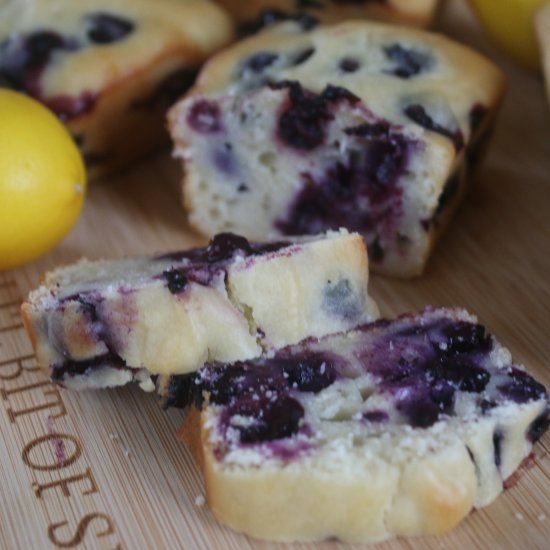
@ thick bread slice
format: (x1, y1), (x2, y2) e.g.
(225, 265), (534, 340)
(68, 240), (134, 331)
(168, 20), (506, 277)
(177, 307), (549, 542)
(21, 230), (378, 390)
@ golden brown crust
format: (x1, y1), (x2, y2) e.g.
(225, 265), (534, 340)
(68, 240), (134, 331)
(178, 406), (476, 543)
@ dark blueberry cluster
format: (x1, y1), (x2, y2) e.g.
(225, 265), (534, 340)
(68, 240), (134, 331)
(0, 13), (136, 118)
(276, 114), (412, 260)
(384, 43), (432, 79)
(191, 352), (339, 444)
(404, 104), (464, 151)
(272, 81), (359, 150)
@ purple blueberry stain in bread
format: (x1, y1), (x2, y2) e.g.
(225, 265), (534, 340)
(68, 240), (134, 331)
(223, 394), (305, 444)
(86, 13), (135, 44)
(384, 43), (432, 78)
(497, 367), (548, 404)
(186, 99), (223, 134)
(322, 279), (362, 319)
(272, 81), (359, 151)
(404, 104), (464, 151)
(276, 117), (413, 244)
(44, 92), (98, 122)
(362, 410), (389, 423)
(212, 143), (237, 176)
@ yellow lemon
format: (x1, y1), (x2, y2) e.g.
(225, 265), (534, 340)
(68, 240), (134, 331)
(467, 0), (546, 71)
(0, 89), (86, 270)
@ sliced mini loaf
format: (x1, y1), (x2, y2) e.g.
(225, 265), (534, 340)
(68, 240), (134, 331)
(21, 230), (378, 391)
(176, 307), (549, 542)
(216, 0), (440, 30)
(168, 20), (506, 277)
(0, 0), (233, 179)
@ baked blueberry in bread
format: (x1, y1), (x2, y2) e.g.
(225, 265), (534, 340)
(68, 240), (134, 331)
(216, 0), (440, 30)
(168, 20), (506, 277)
(0, 0), (233, 179)
(21, 230), (378, 391)
(176, 307), (549, 542)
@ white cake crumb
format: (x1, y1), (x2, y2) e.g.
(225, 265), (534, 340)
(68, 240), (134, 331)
(515, 512), (524, 521)
(538, 513), (546, 522)
(195, 495), (206, 506)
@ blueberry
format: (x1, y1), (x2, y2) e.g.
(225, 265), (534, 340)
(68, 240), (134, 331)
(225, 394), (304, 443)
(404, 104), (464, 151)
(438, 322), (492, 355)
(384, 44), (432, 78)
(293, 47), (315, 66)
(493, 430), (503, 468)
(272, 353), (338, 393)
(206, 233), (253, 262)
(186, 99), (223, 134)
(339, 57), (360, 73)
(322, 279), (361, 319)
(241, 51), (279, 73)
(163, 268), (188, 294)
(86, 13), (135, 44)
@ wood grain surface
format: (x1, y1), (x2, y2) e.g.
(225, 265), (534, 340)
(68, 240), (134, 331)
(2, 1), (550, 548)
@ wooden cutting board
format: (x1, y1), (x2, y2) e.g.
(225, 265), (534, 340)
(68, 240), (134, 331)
(2, 1), (550, 548)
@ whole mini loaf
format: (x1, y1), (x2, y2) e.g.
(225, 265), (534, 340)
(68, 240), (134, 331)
(168, 20), (506, 277)
(0, 0), (233, 179)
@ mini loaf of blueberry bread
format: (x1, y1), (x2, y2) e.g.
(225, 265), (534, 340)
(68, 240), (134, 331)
(535, 3), (550, 105)
(168, 20), (506, 277)
(21, 230), (378, 391)
(176, 307), (549, 543)
(216, 0), (439, 31)
(0, 0), (233, 179)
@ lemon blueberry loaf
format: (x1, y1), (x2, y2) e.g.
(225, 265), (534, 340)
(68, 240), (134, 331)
(0, 0), (233, 179)
(21, 231), (378, 391)
(168, 20), (506, 277)
(176, 307), (549, 542)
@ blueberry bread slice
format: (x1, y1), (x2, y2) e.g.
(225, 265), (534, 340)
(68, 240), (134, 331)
(0, 0), (233, 179)
(217, 0), (439, 30)
(168, 20), (505, 277)
(176, 307), (549, 542)
(536, 2), (550, 105)
(21, 230), (378, 391)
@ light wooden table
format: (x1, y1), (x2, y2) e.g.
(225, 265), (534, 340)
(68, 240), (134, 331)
(1, 1), (549, 548)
